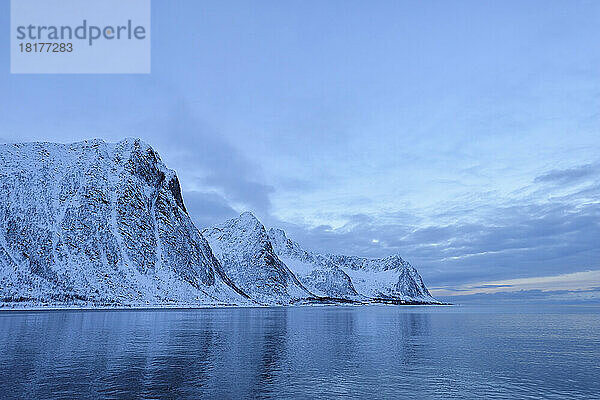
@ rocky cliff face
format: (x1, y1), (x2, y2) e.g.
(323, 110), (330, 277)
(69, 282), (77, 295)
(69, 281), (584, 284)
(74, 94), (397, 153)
(0, 138), (247, 307)
(268, 228), (438, 303)
(203, 212), (313, 305)
(268, 228), (360, 300)
(0, 138), (439, 308)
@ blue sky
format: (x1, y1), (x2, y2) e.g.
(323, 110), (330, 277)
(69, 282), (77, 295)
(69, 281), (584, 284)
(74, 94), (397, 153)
(1, 0), (599, 302)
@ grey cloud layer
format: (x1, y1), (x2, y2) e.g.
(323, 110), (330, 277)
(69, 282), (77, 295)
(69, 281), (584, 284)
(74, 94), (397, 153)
(534, 162), (599, 185)
(181, 161), (600, 294)
(152, 101), (275, 219)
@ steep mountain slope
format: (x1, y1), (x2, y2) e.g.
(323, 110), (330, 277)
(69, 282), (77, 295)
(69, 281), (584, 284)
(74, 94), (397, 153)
(0, 138), (248, 307)
(268, 229), (360, 300)
(203, 213), (313, 305)
(269, 228), (439, 304)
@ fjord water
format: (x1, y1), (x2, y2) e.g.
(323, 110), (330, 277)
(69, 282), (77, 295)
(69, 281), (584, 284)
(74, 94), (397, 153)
(0, 305), (598, 399)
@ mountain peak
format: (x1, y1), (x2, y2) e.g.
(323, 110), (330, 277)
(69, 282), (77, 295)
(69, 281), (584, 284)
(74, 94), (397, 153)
(268, 228), (438, 303)
(239, 211), (259, 223)
(203, 214), (312, 304)
(0, 138), (246, 307)
(267, 228), (288, 245)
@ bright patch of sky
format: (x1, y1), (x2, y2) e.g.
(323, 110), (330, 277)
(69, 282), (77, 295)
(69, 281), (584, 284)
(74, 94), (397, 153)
(431, 270), (600, 297)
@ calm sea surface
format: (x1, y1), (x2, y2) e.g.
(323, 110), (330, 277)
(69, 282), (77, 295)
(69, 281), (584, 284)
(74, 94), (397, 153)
(0, 304), (598, 399)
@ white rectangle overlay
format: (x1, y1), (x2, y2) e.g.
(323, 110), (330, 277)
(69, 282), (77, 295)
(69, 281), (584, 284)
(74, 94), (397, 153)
(11, 0), (151, 74)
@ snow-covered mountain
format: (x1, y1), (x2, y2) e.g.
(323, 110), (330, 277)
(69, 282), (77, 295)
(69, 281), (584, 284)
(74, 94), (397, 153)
(267, 228), (361, 300)
(0, 138), (439, 308)
(269, 228), (439, 304)
(0, 138), (248, 307)
(203, 212), (313, 305)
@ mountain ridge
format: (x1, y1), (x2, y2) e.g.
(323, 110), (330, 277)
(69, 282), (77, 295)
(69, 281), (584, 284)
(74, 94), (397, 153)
(0, 138), (440, 308)
(0, 138), (248, 307)
(202, 212), (313, 305)
(268, 227), (439, 303)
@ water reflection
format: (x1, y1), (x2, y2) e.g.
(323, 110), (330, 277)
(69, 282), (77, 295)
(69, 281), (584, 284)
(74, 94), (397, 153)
(0, 305), (598, 399)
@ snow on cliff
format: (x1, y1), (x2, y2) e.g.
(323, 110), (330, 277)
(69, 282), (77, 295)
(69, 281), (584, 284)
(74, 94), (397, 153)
(268, 228), (439, 303)
(267, 228), (360, 300)
(0, 138), (439, 308)
(0, 138), (248, 307)
(203, 212), (313, 305)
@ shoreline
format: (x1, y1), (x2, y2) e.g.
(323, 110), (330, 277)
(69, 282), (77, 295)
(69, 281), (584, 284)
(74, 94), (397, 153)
(0, 301), (450, 312)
